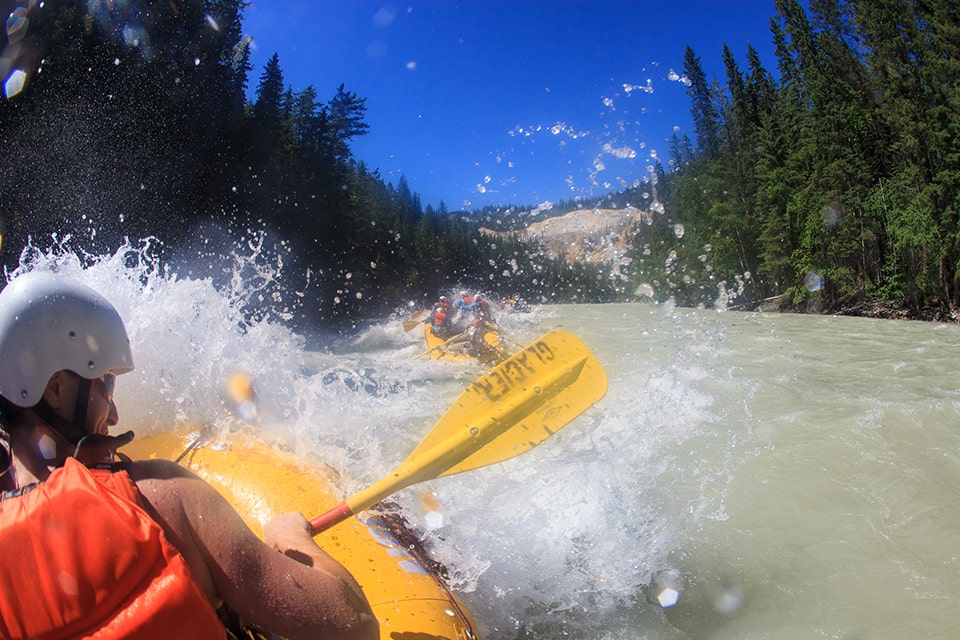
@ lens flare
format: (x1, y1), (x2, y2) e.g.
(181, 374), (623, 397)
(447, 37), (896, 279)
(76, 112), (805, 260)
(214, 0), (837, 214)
(5, 8), (29, 45)
(648, 569), (684, 608)
(418, 488), (445, 530)
(225, 371), (257, 421)
(804, 272), (823, 292)
(3, 68), (26, 98)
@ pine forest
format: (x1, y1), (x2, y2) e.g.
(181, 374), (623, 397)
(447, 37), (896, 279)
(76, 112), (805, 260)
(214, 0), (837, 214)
(1, 0), (958, 326)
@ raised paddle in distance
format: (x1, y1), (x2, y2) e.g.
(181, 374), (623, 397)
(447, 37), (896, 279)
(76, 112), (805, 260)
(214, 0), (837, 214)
(310, 329), (608, 533)
(402, 309), (430, 332)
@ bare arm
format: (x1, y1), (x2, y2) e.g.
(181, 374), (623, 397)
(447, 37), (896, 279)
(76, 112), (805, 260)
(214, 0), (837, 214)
(130, 459), (378, 640)
(261, 511), (363, 586)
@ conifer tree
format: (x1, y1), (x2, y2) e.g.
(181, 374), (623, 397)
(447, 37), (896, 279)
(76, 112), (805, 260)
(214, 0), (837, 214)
(682, 46), (722, 158)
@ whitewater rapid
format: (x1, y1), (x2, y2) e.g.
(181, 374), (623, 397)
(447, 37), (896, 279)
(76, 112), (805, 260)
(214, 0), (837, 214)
(10, 240), (960, 639)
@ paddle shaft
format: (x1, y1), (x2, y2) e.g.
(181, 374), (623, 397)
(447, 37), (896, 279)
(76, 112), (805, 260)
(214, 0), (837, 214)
(413, 328), (467, 359)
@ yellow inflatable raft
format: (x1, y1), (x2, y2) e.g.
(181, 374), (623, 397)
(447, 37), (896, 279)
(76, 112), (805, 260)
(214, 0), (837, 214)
(124, 427), (478, 640)
(421, 322), (509, 365)
(122, 330), (609, 640)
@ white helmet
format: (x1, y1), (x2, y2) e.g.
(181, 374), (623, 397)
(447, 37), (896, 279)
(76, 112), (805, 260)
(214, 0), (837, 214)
(0, 271), (134, 408)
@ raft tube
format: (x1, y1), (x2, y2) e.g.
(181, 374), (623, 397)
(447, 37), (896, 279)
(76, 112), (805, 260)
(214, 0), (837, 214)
(125, 428), (478, 640)
(422, 323), (508, 365)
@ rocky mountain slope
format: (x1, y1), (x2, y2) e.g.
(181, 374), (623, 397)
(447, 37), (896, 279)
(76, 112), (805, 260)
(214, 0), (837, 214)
(479, 207), (650, 264)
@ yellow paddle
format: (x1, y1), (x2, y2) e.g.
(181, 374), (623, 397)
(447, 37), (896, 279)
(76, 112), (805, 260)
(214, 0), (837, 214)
(402, 309), (430, 332)
(310, 330), (607, 533)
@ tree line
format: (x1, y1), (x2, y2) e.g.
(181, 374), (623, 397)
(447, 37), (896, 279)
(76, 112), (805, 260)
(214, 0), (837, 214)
(0, 0), (611, 328)
(646, 0), (960, 317)
(2, 0), (955, 325)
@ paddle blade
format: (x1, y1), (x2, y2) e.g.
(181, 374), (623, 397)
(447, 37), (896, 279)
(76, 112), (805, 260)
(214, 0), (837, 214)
(314, 330), (607, 532)
(403, 310), (430, 332)
(408, 329), (607, 476)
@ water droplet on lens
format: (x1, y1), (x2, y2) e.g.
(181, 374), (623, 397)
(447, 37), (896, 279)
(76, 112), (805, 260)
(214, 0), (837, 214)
(4, 69), (27, 98)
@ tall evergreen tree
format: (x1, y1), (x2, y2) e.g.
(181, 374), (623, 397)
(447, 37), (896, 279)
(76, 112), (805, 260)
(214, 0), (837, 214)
(252, 53), (285, 150)
(682, 46), (722, 158)
(327, 84), (370, 162)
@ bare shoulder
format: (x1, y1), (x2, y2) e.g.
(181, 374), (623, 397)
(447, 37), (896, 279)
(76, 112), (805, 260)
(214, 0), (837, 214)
(123, 458), (216, 514)
(123, 458), (236, 529)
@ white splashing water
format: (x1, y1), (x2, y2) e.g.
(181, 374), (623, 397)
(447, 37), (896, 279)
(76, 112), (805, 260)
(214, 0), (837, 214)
(15, 236), (955, 640)
(1, 237), (714, 638)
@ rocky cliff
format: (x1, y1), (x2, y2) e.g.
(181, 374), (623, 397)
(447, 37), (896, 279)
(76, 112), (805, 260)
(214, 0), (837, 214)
(480, 207), (650, 264)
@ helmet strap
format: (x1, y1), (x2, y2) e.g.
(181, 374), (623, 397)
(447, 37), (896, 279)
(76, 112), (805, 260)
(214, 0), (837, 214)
(73, 376), (92, 437)
(32, 376), (91, 446)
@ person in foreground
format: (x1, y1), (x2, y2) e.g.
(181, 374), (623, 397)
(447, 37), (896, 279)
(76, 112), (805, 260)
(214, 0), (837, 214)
(0, 271), (378, 640)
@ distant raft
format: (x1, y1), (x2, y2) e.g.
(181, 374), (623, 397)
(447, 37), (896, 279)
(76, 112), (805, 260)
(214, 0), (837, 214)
(124, 427), (479, 640)
(420, 322), (510, 365)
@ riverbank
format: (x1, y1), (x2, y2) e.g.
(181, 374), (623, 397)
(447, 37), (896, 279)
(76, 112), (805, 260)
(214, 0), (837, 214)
(754, 295), (958, 322)
(834, 301), (959, 323)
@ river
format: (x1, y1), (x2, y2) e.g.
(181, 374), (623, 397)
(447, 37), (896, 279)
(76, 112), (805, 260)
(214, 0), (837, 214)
(13, 242), (960, 639)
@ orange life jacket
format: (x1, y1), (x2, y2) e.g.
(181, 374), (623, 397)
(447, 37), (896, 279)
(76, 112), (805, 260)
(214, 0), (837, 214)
(0, 457), (224, 639)
(432, 308), (448, 326)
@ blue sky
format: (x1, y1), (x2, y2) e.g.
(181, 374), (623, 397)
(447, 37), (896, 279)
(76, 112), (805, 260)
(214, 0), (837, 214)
(241, 1), (782, 211)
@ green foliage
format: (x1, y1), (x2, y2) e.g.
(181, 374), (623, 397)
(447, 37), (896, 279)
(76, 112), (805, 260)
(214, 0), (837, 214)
(3, 0), (959, 323)
(655, 0), (960, 316)
(1, 0), (632, 327)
